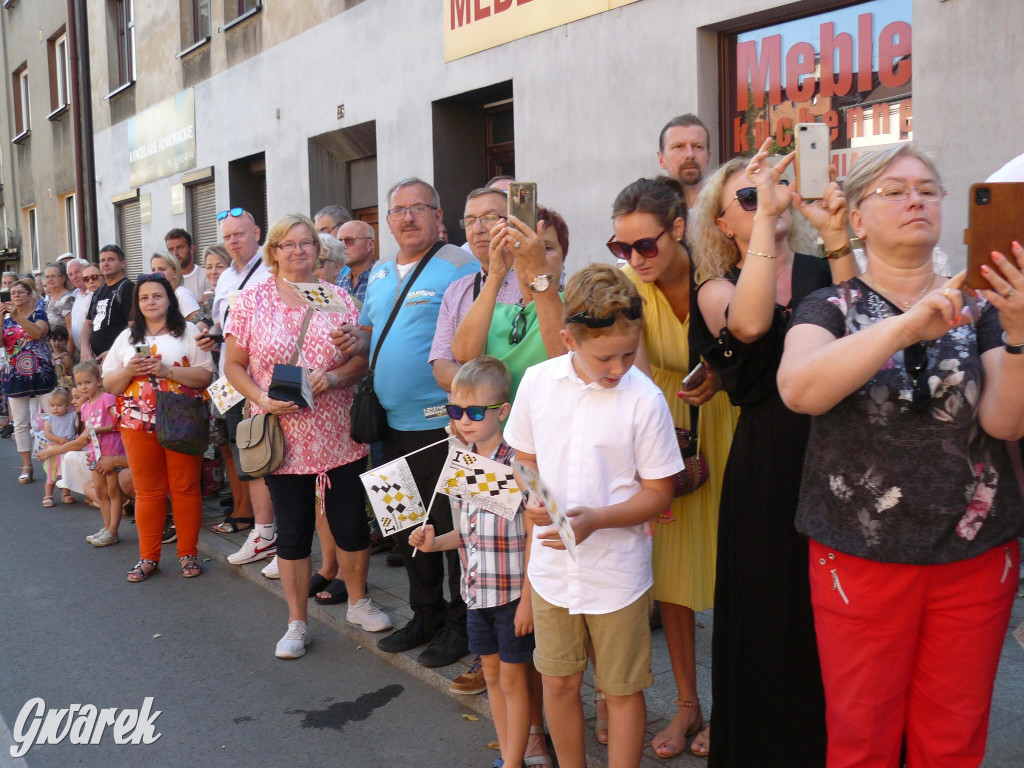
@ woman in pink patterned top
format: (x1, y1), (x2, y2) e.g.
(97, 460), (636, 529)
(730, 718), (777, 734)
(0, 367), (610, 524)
(225, 213), (392, 660)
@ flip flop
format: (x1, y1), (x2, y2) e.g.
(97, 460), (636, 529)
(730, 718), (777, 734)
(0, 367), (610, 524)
(314, 578), (348, 605)
(210, 516), (254, 534)
(308, 572), (332, 598)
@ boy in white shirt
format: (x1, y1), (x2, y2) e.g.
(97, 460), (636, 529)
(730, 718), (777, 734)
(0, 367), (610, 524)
(504, 264), (682, 768)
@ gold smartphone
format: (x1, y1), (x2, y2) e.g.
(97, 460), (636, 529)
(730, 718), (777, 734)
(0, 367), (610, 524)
(508, 182), (537, 233)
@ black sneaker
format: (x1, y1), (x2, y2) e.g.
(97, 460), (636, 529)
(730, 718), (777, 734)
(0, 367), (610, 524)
(377, 617), (432, 654)
(161, 520), (177, 544)
(417, 627), (470, 668)
(0, 423), (13, 438)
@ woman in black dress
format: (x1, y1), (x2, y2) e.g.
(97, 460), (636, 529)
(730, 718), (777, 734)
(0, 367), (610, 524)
(687, 139), (854, 766)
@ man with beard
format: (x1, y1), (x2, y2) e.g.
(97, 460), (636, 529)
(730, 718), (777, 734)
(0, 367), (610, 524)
(657, 114), (712, 209)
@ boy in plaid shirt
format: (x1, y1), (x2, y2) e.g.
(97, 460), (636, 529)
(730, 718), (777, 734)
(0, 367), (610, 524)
(411, 356), (538, 768)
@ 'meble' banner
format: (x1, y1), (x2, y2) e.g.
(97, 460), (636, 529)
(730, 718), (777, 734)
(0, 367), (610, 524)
(444, 0), (642, 62)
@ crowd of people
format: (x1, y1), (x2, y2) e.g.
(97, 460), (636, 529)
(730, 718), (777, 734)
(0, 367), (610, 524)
(3, 114), (1023, 768)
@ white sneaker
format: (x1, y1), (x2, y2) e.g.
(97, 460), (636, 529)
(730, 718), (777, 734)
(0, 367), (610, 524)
(347, 597), (394, 633)
(275, 620), (310, 659)
(91, 529), (120, 547)
(262, 555), (280, 579)
(227, 529), (277, 565)
(85, 528), (106, 544)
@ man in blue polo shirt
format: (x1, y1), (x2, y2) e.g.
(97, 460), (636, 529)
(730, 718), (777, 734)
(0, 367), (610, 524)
(333, 177), (479, 668)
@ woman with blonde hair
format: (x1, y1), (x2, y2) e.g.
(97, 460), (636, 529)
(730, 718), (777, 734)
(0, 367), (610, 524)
(688, 138), (854, 767)
(151, 252), (201, 322)
(225, 213), (391, 658)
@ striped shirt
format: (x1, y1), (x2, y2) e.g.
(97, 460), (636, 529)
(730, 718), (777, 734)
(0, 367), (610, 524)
(456, 441), (527, 610)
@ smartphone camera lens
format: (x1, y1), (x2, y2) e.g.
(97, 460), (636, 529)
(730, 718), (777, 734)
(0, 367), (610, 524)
(975, 187), (991, 206)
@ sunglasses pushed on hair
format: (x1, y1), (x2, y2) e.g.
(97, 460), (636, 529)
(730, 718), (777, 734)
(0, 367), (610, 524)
(216, 207), (247, 222)
(606, 226), (671, 260)
(566, 296), (643, 328)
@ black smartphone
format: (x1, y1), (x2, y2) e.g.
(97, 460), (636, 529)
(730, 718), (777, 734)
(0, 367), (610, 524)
(681, 362), (708, 391)
(0, 290), (10, 304)
(200, 332), (224, 344)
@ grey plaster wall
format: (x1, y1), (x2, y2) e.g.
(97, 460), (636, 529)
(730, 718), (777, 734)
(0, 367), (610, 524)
(90, 0), (1024, 274)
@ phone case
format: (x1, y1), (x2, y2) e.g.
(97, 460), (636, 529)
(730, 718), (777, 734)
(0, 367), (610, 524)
(508, 182), (538, 233)
(965, 182), (1024, 290)
(795, 123), (831, 200)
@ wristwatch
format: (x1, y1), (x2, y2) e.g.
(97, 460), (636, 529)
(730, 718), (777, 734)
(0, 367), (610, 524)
(529, 274), (552, 293)
(1002, 331), (1024, 354)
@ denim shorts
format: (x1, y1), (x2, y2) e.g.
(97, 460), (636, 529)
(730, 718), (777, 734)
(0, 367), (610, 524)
(467, 598), (535, 664)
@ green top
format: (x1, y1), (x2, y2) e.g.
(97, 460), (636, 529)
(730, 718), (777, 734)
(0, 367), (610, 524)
(485, 301), (550, 403)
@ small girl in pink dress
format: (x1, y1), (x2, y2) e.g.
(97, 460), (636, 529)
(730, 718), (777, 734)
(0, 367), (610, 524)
(75, 361), (125, 548)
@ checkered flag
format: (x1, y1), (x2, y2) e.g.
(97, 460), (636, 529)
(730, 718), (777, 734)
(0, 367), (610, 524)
(360, 457), (427, 537)
(433, 445), (522, 521)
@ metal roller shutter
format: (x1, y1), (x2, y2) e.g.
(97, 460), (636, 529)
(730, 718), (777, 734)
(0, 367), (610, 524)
(189, 181), (217, 263)
(117, 200), (143, 278)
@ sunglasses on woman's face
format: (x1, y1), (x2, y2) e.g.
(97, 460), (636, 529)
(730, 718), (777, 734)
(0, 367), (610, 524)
(606, 225), (671, 260)
(445, 403), (503, 421)
(722, 179), (790, 214)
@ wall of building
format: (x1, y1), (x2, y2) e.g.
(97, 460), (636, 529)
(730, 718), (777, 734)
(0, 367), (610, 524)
(88, 0), (1024, 274)
(1, 0), (78, 269)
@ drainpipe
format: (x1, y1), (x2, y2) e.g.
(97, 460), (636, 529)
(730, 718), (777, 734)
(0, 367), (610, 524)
(67, 0), (97, 261)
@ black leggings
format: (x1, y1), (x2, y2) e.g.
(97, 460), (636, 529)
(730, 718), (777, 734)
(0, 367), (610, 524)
(265, 458), (370, 560)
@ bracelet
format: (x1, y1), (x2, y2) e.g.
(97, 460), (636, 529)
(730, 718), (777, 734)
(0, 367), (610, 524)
(1003, 331), (1024, 355)
(824, 242), (853, 261)
(746, 249), (777, 260)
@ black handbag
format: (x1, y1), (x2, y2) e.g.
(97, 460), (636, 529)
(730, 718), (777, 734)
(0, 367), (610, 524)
(349, 242), (445, 444)
(155, 381), (211, 456)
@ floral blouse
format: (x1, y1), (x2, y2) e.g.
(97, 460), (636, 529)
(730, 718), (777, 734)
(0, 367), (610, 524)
(792, 279), (1024, 564)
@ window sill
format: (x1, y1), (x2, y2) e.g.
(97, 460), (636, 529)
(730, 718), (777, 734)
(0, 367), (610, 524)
(176, 36), (210, 60)
(47, 103), (70, 122)
(219, 3), (262, 33)
(104, 80), (135, 102)
(12, 129), (30, 145)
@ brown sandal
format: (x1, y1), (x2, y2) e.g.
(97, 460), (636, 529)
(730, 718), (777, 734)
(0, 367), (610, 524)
(62, 489), (76, 504)
(127, 559), (159, 583)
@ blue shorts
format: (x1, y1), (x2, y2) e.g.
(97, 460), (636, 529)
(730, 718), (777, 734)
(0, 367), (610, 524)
(467, 598), (535, 664)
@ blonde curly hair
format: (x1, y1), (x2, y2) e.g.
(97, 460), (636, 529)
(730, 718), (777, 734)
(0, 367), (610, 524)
(688, 158), (748, 286)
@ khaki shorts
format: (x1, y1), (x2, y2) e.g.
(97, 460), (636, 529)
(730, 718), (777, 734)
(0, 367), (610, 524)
(532, 588), (654, 696)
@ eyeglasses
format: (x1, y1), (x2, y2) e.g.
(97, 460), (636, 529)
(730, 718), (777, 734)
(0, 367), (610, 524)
(8, 290), (28, 298)
(445, 403), (504, 421)
(217, 207), (247, 222)
(317, 222), (344, 235)
(340, 236), (373, 247)
(386, 204), (437, 221)
(903, 342), (931, 413)
(135, 273), (164, 283)
(722, 180), (790, 214)
(606, 226), (671, 260)
(275, 240), (317, 254)
(315, 257), (339, 268)
(566, 296), (643, 328)
(83, 275), (101, 282)
(861, 184), (946, 204)
(459, 214), (506, 231)
(509, 303), (528, 345)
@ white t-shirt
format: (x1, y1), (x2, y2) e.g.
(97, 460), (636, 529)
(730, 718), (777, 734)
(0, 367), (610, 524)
(175, 286), (201, 319)
(504, 353), (683, 615)
(102, 322), (216, 378)
(69, 288), (93, 349)
(211, 252), (270, 376)
(180, 263), (210, 307)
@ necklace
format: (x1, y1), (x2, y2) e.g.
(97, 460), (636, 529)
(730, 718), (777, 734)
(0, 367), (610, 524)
(861, 273), (935, 310)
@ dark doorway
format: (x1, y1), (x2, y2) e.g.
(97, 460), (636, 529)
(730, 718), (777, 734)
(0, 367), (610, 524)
(432, 81), (514, 246)
(228, 152), (267, 243)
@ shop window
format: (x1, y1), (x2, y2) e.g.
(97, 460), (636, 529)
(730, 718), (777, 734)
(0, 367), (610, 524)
(12, 64), (30, 139)
(721, 0), (911, 175)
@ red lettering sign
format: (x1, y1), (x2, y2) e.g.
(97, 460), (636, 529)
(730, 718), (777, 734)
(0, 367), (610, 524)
(878, 21), (912, 87)
(474, 0), (491, 20)
(451, 0), (471, 29)
(819, 23), (853, 98)
(736, 35), (781, 110)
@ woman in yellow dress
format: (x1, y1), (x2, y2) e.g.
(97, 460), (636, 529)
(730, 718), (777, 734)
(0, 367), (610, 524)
(609, 176), (739, 759)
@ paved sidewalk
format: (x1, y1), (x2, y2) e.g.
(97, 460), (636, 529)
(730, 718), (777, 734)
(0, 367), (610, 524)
(197, 495), (1024, 767)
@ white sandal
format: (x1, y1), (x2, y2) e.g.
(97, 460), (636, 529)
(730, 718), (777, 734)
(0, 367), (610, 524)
(18, 466), (33, 484)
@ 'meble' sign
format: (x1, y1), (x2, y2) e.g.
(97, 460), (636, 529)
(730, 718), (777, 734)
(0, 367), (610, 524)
(733, 10), (912, 159)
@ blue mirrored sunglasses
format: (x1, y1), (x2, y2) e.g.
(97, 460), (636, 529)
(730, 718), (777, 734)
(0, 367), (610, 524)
(445, 403), (503, 421)
(216, 207), (246, 222)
